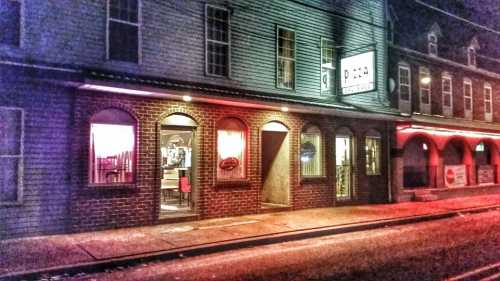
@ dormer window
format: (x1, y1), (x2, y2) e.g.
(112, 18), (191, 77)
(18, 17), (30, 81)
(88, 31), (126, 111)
(428, 33), (438, 56)
(468, 47), (477, 67)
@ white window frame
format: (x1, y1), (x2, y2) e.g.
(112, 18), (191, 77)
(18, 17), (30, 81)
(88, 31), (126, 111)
(0, 107), (24, 205)
(106, 0), (142, 63)
(441, 72), (453, 117)
(0, 0), (24, 48)
(484, 82), (493, 122)
(398, 62), (411, 113)
(320, 37), (335, 94)
(467, 47), (476, 67)
(428, 33), (438, 56)
(464, 78), (473, 120)
(419, 66), (431, 114)
(205, 4), (231, 78)
(276, 26), (296, 90)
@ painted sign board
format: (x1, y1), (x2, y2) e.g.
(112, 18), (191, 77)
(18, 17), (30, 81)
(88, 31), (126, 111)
(477, 165), (495, 185)
(340, 51), (375, 95)
(444, 165), (467, 188)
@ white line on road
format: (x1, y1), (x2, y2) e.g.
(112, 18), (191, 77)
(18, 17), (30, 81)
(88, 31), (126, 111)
(446, 261), (500, 281)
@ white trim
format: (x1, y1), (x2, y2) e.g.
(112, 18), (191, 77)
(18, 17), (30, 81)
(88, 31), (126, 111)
(276, 25), (296, 90)
(441, 72), (453, 117)
(427, 33), (437, 57)
(0, 107), (24, 206)
(463, 78), (473, 120)
(419, 66), (431, 114)
(0, 59), (80, 73)
(204, 4), (231, 78)
(320, 37), (335, 93)
(484, 82), (493, 122)
(398, 62), (411, 114)
(105, 0), (142, 63)
(467, 46), (476, 68)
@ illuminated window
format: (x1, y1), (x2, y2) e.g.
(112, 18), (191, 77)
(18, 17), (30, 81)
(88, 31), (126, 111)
(419, 67), (431, 114)
(217, 118), (246, 180)
(89, 109), (136, 184)
(442, 72), (453, 117)
(107, 0), (140, 62)
(464, 78), (473, 120)
(0, 107), (23, 204)
(301, 125), (322, 177)
(277, 27), (295, 90)
(205, 5), (230, 77)
(320, 38), (335, 94)
(0, 0), (21, 46)
(365, 130), (381, 176)
(428, 33), (437, 56)
(484, 83), (492, 122)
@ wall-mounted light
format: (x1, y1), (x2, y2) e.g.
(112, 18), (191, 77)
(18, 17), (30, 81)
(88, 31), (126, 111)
(281, 106), (289, 112)
(421, 77), (431, 85)
(422, 143), (428, 151)
(182, 95), (192, 102)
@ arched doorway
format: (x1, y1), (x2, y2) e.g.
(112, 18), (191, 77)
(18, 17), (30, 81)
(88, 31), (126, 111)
(442, 138), (468, 188)
(336, 127), (355, 201)
(159, 114), (197, 218)
(475, 141), (496, 185)
(261, 121), (290, 208)
(402, 136), (432, 188)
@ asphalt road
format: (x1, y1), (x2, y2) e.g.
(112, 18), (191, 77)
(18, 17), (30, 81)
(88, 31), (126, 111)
(66, 209), (500, 281)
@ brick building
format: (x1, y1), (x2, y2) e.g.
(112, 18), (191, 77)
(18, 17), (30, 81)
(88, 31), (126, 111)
(0, 0), (397, 238)
(388, 1), (500, 202)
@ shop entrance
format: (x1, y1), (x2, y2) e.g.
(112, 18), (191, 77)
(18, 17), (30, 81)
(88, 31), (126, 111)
(159, 114), (197, 218)
(261, 121), (290, 208)
(336, 128), (354, 201)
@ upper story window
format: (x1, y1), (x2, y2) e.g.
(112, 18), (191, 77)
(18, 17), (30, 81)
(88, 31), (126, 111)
(205, 5), (230, 77)
(419, 67), (431, 114)
(90, 108), (136, 185)
(463, 78), (473, 120)
(0, 107), (24, 205)
(107, 0), (140, 63)
(428, 33), (438, 56)
(442, 72), (453, 117)
(468, 47), (476, 67)
(301, 125), (323, 177)
(277, 27), (295, 90)
(320, 38), (335, 94)
(365, 129), (381, 176)
(398, 63), (411, 113)
(0, 0), (21, 46)
(217, 118), (247, 180)
(484, 83), (493, 122)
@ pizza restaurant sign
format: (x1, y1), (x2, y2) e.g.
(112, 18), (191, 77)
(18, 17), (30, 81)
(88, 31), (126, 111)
(444, 165), (466, 188)
(340, 51), (375, 95)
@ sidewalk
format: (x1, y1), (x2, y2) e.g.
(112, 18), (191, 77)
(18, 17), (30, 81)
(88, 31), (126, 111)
(2, 194), (500, 280)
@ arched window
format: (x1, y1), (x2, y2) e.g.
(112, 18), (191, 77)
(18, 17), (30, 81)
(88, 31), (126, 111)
(300, 125), (323, 177)
(365, 130), (381, 176)
(217, 118), (247, 180)
(89, 108), (136, 184)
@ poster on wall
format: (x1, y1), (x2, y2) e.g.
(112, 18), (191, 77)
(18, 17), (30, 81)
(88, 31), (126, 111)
(444, 165), (467, 188)
(477, 165), (495, 185)
(340, 51), (375, 95)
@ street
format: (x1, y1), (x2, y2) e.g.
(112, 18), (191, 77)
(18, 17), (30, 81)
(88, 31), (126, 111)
(63, 209), (500, 281)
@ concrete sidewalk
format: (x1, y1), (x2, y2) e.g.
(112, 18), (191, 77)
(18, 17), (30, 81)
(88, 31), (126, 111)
(2, 194), (500, 280)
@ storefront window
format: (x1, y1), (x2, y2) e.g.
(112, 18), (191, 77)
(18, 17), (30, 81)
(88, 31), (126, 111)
(301, 125), (322, 177)
(365, 130), (381, 175)
(89, 109), (135, 184)
(217, 118), (246, 180)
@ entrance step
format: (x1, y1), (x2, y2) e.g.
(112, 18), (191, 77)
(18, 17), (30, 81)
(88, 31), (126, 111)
(260, 203), (291, 213)
(414, 193), (439, 202)
(158, 213), (199, 224)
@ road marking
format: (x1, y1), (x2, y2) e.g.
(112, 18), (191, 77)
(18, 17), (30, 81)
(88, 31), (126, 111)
(446, 261), (500, 281)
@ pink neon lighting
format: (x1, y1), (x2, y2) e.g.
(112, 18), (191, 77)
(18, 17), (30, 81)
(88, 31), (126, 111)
(397, 124), (500, 140)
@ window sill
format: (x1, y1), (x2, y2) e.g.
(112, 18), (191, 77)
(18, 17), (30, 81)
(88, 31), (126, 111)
(215, 179), (250, 188)
(87, 183), (137, 189)
(300, 176), (328, 184)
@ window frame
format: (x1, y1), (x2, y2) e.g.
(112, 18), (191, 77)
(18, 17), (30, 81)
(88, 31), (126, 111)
(428, 33), (438, 56)
(484, 82), (493, 122)
(468, 47), (476, 67)
(441, 72), (453, 117)
(106, 0), (142, 63)
(88, 108), (138, 187)
(0, 107), (24, 205)
(276, 25), (296, 90)
(320, 37), (335, 94)
(215, 117), (248, 183)
(398, 63), (411, 112)
(419, 66), (431, 114)
(204, 4), (231, 78)
(300, 124), (324, 179)
(463, 78), (473, 120)
(0, 0), (24, 48)
(365, 130), (381, 176)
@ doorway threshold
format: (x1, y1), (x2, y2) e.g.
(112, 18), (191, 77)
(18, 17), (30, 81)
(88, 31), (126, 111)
(158, 212), (199, 224)
(260, 202), (291, 213)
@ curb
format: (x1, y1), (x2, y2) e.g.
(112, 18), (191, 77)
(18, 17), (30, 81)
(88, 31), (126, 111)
(3, 204), (500, 280)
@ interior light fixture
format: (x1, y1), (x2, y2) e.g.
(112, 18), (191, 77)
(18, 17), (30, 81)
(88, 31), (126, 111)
(183, 95), (192, 102)
(421, 77), (431, 85)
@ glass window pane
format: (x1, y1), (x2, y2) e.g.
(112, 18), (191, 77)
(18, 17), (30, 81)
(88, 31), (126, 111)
(0, 0), (21, 46)
(217, 118), (246, 180)
(0, 108), (22, 156)
(0, 158), (19, 202)
(109, 21), (138, 62)
(301, 127), (322, 177)
(366, 136), (381, 175)
(90, 123), (135, 184)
